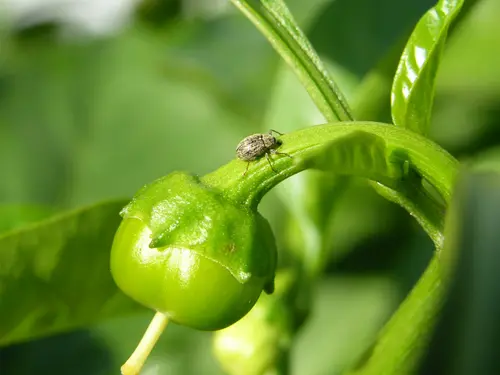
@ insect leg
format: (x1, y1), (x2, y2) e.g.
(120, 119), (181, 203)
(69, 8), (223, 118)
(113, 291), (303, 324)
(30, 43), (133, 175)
(265, 152), (278, 173)
(242, 162), (250, 176)
(271, 149), (292, 158)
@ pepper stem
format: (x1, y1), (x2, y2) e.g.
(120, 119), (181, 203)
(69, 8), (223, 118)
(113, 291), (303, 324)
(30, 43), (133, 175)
(121, 311), (169, 375)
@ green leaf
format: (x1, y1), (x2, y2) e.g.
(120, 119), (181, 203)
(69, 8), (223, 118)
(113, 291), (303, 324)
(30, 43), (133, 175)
(391, 0), (464, 135)
(0, 199), (144, 347)
(417, 171), (500, 375)
(230, 0), (353, 122)
(0, 204), (54, 234)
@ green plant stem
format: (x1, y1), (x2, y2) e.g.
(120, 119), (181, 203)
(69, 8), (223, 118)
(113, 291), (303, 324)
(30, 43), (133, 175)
(121, 312), (169, 375)
(230, 0), (353, 122)
(203, 122), (457, 208)
(347, 255), (443, 375)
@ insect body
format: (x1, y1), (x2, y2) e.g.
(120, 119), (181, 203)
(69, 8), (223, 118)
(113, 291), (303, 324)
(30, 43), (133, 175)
(236, 130), (291, 176)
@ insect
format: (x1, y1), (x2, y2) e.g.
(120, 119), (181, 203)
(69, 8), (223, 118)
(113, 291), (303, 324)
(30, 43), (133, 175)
(236, 129), (292, 176)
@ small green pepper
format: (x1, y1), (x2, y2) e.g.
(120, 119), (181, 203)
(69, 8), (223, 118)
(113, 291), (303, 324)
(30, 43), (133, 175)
(212, 270), (301, 375)
(110, 172), (277, 331)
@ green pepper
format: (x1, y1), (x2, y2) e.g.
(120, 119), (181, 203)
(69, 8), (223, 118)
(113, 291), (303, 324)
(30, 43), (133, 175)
(110, 172), (277, 331)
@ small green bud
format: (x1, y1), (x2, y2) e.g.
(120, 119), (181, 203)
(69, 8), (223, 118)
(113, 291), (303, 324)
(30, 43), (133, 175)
(212, 275), (294, 375)
(110, 172), (277, 331)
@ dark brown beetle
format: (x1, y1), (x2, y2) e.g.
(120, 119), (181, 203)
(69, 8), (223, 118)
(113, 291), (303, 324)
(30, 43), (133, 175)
(236, 130), (291, 176)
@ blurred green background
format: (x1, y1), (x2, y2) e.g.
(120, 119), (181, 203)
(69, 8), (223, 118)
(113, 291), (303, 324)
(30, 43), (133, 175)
(1, 0), (500, 374)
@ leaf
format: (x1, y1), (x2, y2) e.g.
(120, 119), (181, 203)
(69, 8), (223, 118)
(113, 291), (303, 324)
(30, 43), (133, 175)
(0, 204), (54, 234)
(417, 171), (500, 375)
(391, 0), (464, 135)
(0, 199), (144, 347)
(230, 0), (353, 122)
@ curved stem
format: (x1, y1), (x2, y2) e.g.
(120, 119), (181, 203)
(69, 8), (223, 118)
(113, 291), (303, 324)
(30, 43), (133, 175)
(121, 312), (169, 375)
(203, 122), (458, 208)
